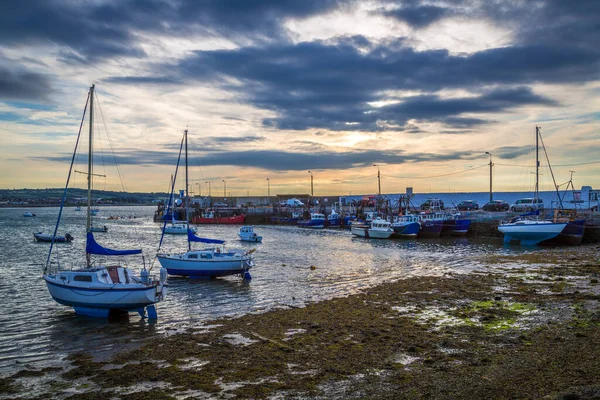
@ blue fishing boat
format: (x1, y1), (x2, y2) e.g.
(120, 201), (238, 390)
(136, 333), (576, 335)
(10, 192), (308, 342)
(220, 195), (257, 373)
(391, 214), (421, 238)
(327, 206), (341, 227)
(441, 213), (471, 236)
(298, 213), (326, 229)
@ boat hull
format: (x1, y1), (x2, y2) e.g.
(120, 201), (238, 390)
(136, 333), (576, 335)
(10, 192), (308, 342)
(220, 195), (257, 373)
(298, 220), (325, 229)
(391, 222), (420, 238)
(192, 214), (246, 224)
(442, 219), (471, 236)
(44, 275), (165, 316)
(498, 222), (567, 245)
(540, 220), (585, 246)
(157, 254), (251, 278)
(351, 226), (393, 239)
(418, 221), (443, 238)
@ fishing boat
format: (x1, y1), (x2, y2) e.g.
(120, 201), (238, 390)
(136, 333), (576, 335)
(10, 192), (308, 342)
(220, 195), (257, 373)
(191, 210), (245, 224)
(23, 211), (36, 217)
(390, 214), (421, 238)
(42, 84), (167, 318)
(441, 212), (471, 236)
(34, 232), (73, 243)
(238, 226), (262, 242)
(416, 210), (445, 238)
(298, 212), (326, 229)
(351, 217), (394, 239)
(157, 130), (253, 279)
(327, 205), (341, 227)
(498, 127), (568, 245)
(163, 221), (197, 234)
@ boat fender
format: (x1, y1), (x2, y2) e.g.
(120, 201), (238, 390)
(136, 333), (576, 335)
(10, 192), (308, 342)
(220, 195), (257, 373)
(159, 268), (168, 284)
(141, 268), (150, 284)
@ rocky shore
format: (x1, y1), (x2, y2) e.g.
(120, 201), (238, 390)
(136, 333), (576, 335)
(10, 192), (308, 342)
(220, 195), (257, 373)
(2, 245), (600, 399)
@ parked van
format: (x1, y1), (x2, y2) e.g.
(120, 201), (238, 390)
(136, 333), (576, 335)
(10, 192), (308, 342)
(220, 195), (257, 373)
(509, 198), (544, 212)
(279, 198), (304, 207)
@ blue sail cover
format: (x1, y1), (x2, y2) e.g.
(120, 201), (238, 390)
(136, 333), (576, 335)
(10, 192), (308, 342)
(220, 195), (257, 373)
(187, 230), (225, 244)
(86, 232), (142, 256)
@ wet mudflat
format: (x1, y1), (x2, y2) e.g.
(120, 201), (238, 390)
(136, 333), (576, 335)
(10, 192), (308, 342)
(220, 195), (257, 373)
(2, 245), (600, 399)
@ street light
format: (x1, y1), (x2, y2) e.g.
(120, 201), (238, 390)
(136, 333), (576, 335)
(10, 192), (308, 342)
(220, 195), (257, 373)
(308, 170), (314, 198)
(205, 180), (211, 196)
(196, 182), (201, 197)
(266, 178), (270, 203)
(222, 180), (226, 198)
(485, 152), (493, 202)
(373, 164), (381, 195)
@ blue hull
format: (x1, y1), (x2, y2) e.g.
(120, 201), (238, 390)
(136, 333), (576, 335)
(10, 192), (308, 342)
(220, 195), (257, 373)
(392, 222), (420, 238)
(442, 219), (471, 236)
(298, 220), (325, 229)
(541, 220), (585, 246)
(165, 268), (246, 278)
(418, 221), (443, 238)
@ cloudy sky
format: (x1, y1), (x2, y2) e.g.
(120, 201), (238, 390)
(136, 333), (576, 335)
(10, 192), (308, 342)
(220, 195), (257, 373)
(1, 0), (599, 197)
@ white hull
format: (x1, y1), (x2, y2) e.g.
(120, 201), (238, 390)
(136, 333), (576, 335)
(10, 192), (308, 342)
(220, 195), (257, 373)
(498, 221), (567, 245)
(163, 223), (196, 234)
(44, 272), (166, 317)
(158, 251), (252, 278)
(351, 226), (394, 239)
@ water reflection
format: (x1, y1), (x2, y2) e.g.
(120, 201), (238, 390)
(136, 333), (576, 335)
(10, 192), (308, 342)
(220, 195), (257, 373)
(0, 206), (543, 373)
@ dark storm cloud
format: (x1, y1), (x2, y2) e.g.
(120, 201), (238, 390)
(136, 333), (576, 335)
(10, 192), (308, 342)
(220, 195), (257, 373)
(0, 0), (343, 64)
(166, 33), (595, 130)
(381, 4), (451, 28)
(34, 146), (488, 172)
(0, 65), (52, 101)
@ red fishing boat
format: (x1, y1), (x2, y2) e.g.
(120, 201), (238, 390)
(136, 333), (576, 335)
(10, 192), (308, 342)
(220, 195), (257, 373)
(191, 209), (245, 224)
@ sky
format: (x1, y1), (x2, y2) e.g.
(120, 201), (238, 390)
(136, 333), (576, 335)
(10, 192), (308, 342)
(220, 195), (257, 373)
(1, 0), (599, 197)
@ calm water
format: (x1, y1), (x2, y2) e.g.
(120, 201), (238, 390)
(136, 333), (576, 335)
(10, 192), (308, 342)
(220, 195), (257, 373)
(0, 206), (524, 373)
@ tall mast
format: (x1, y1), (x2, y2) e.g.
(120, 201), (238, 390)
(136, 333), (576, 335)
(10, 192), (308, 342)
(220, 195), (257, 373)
(185, 130), (190, 251)
(86, 84), (94, 267)
(535, 126), (540, 204)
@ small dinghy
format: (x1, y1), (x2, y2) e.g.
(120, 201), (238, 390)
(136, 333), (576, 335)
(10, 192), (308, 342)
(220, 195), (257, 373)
(238, 226), (262, 242)
(34, 232), (73, 243)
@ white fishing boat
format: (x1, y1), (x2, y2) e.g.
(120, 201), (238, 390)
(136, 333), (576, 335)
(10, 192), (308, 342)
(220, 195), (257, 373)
(90, 225), (108, 233)
(238, 226), (262, 242)
(498, 126), (567, 246)
(157, 130), (253, 279)
(351, 217), (394, 239)
(42, 84), (167, 318)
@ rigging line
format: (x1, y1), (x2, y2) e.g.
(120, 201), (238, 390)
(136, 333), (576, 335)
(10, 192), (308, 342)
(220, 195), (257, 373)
(95, 92), (129, 195)
(496, 159), (600, 167)
(45, 89), (90, 273)
(383, 164), (488, 179)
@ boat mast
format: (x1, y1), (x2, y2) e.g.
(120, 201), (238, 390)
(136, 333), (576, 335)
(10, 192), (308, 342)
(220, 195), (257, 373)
(86, 84), (94, 267)
(535, 125), (539, 206)
(185, 129), (190, 251)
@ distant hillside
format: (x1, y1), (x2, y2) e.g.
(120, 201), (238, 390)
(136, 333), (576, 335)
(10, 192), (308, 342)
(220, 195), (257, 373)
(0, 188), (168, 206)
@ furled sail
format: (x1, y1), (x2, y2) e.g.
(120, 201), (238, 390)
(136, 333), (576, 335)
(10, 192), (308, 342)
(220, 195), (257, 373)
(86, 232), (142, 256)
(187, 230), (225, 244)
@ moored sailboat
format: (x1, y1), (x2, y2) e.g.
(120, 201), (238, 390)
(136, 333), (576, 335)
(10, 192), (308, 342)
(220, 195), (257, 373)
(42, 84), (167, 318)
(498, 127), (568, 245)
(157, 130), (253, 279)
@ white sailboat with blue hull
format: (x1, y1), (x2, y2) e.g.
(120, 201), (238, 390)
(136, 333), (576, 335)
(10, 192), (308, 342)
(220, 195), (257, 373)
(498, 126), (567, 246)
(42, 84), (167, 319)
(157, 129), (253, 279)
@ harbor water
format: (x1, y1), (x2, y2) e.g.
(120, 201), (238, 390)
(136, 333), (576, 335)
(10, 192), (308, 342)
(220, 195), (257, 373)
(1, 206), (534, 373)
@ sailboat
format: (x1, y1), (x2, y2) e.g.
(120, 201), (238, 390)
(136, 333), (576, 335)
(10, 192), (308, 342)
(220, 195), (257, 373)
(42, 84), (168, 318)
(157, 129), (253, 279)
(162, 175), (197, 234)
(498, 126), (567, 245)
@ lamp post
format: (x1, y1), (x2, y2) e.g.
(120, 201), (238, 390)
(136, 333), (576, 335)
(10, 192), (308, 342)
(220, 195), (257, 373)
(196, 182), (201, 197)
(222, 180), (226, 198)
(373, 164), (381, 195)
(485, 152), (493, 202)
(308, 170), (314, 198)
(205, 181), (211, 197)
(266, 178), (270, 204)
